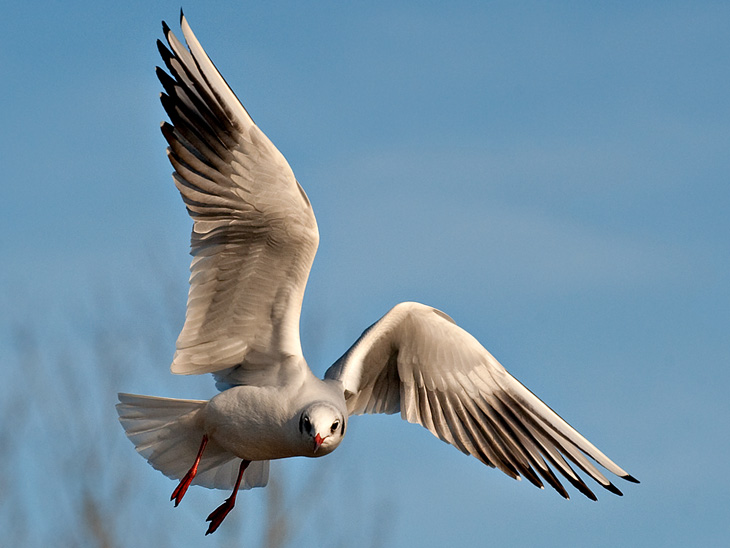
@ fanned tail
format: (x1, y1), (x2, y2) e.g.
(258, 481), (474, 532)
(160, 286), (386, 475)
(116, 393), (269, 490)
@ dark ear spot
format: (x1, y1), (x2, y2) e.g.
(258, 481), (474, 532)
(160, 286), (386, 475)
(298, 413), (305, 434)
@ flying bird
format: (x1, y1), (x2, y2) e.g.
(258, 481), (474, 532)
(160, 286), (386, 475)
(117, 13), (638, 536)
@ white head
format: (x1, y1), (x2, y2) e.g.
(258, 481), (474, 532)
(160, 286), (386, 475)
(298, 403), (346, 457)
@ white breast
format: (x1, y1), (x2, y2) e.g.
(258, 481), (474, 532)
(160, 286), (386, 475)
(203, 385), (303, 461)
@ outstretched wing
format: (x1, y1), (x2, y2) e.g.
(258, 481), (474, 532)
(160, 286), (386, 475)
(325, 302), (638, 500)
(158, 15), (319, 382)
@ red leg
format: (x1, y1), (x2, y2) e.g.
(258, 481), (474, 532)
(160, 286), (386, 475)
(204, 459), (250, 535)
(171, 435), (208, 507)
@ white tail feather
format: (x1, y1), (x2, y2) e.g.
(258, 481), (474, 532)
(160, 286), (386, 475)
(116, 393), (269, 490)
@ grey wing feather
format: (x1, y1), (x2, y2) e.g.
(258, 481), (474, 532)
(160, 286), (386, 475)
(158, 16), (319, 382)
(325, 302), (638, 499)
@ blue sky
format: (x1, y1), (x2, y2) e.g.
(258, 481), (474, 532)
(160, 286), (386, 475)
(2, 1), (729, 546)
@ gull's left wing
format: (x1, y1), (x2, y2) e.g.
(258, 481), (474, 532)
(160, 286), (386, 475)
(325, 302), (638, 500)
(158, 15), (319, 383)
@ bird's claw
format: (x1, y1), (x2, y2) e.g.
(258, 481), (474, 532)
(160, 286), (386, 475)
(205, 497), (236, 535)
(170, 470), (194, 506)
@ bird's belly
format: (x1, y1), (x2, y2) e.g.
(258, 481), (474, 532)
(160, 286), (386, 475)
(202, 386), (301, 461)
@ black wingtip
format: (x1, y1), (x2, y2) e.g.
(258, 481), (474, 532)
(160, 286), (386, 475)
(157, 38), (174, 64)
(160, 121), (176, 141)
(604, 482), (624, 497)
(623, 474), (640, 484)
(156, 67), (178, 97)
(180, 8), (185, 24)
(563, 470), (597, 501)
(162, 20), (171, 36)
(156, 65), (172, 84)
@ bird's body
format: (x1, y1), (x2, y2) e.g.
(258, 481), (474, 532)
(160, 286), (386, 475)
(117, 12), (638, 536)
(203, 371), (346, 461)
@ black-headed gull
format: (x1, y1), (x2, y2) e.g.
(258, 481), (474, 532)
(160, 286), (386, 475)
(117, 13), (638, 535)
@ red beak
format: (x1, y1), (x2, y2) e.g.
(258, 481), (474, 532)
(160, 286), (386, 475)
(314, 433), (324, 453)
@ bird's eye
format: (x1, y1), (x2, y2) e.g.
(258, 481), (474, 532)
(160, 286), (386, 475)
(302, 416), (312, 434)
(330, 420), (339, 433)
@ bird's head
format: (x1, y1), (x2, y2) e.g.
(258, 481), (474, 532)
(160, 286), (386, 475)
(298, 403), (346, 457)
